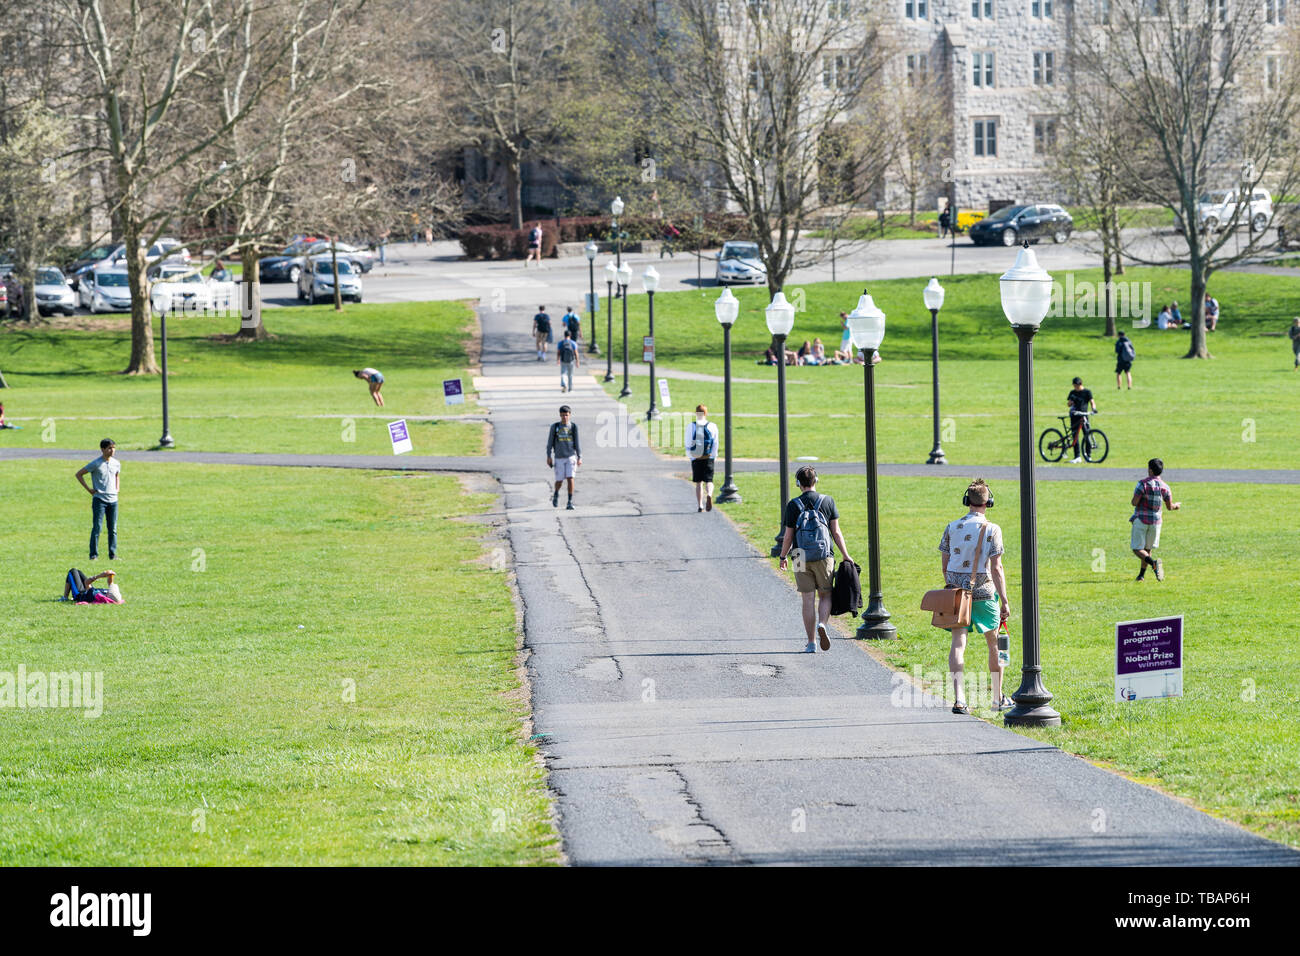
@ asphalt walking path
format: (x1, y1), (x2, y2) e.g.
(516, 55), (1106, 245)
(475, 308), (1298, 866)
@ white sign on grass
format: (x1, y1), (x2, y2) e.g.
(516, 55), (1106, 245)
(388, 419), (413, 455)
(657, 378), (672, 408)
(1115, 615), (1183, 702)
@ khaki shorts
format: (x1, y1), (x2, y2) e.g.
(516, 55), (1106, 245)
(793, 553), (835, 593)
(1130, 520), (1161, 551)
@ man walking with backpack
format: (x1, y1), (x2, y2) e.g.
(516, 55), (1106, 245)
(533, 306), (552, 362)
(546, 405), (582, 510)
(685, 404), (719, 512)
(1115, 331), (1135, 389)
(777, 466), (854, 653)
(557, 330), (580, 393)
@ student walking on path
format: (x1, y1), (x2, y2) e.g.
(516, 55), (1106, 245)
(1289, 317), (1300, 369)
(557, 330), (580, 393)
(938, 479), (1012, 715)
(1115, 331), (1135, 389)
(561, 306), (582, 344)
(1131, 457), (1181, 582)
(533, 306), (553, 361)
(75, 439), (120, 560)
(685, 404), (719, 512)
(777, 466), (854, 654)
(546, 405), (582, 510)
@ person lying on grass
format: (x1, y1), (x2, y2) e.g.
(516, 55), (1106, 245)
(63, 568), (123, 604)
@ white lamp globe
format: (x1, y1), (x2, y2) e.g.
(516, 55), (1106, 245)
(585, 241), (598, 261)
(617, 261), (633, 287)
(643, 265), (660, 293)
(764, 290), (795, 336)
(611, 195), (625, 217)
(714, 287), (739, 326)
(604, 260), (618, 283)
(847, 291), (886, 351)
(922, 276), (945, 312)
(999, 245), (1053, 328)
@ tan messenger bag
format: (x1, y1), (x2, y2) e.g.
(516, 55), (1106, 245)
(920, 523), (988, 629)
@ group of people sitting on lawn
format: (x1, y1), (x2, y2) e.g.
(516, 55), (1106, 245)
(759, 312), (880, 366)
(1155, 294), (1220, 331)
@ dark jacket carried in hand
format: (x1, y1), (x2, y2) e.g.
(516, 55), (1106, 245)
(830, 559), (863, 617)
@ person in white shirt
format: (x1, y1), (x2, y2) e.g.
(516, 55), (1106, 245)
(685, 404), (720, 512)
(353, 367), (385, 406)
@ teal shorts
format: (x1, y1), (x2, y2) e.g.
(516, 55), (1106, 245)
(967, 597), (1000, 634)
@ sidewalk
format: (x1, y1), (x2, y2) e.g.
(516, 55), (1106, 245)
(478, 304), (1299, 865)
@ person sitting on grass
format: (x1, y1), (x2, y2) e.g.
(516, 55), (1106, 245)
(796, 340), (813, 365)
(809, 338), (827, 365)
(63, 568), (123, 604)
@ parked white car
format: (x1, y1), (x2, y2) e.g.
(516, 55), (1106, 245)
(79, 262), (133, 313)
(297, 256), (362, 303)
(149, 264), (212, 314)
(1189, 188), (1273, 233)
(715, 241), (767, 286)
(33, 266), (77, 316)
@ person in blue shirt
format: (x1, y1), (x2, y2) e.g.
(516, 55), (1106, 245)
(561, 306), (582, 344)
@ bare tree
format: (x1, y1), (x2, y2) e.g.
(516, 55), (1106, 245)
(1074, 0), (1300, 357)
(649, 0), (893, 298)
(426, 0), (583, 229)
(888, 70), (947, 228)
(1050, 76), (1166, 336)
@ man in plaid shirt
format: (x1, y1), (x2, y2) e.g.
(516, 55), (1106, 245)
(1130, 457), (1181, 582)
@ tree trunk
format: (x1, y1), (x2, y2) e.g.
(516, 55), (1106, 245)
(122, 212), (159, 374)
(235, 243), (268, 339)
(908, 183), (917, 227)
(505, 156), (523, 231)
(1184, 265), (1210, 358)
(1102, 256), (1116, 338)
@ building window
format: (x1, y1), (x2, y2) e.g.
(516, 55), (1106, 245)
(974, 118), (998, 156)
(1034, 117), (1058, 154)
(1031, 0), (1053, 15)
(1266, 54), (1282, 89)
(905, 0), (928, 17)
(971, 0), (994, 16)
(1099, 0), (1112, 22)
(747, 0), (771, 16)
(1218, 0), (1228, 21)
(1267, 0), (1286, 22)
(828, 0), (854, 16)
(1033, 51), (1055, 85)
(823, 55), (850, 89)
(906, 53), (929, 86)
(972, 51), (995, 87)
(749, 60), (764, 92)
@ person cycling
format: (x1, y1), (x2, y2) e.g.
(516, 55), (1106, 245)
(1066, 376), (1097, 464)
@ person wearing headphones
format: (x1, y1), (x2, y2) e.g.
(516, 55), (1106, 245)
(938, 479), (1012, 715)
(1067, 376), (1097, 463)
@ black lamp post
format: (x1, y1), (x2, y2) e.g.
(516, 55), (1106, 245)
(714, 287), (741, 504)
(585, 241), (600, 355)
(846, 292), (896, 640)
(1000, 243), (1061, 727)
(158, 309), (174, 448)
(604, 260), (616, 382)
(617, 260), (632, 398)
(643, 266), (661, 420)
(611, 195), (624, 298)
(765, 290), (795, 556)
(923, 277), (947, 465)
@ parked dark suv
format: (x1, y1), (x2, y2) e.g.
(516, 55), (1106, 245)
(969, 204), (1073, 246)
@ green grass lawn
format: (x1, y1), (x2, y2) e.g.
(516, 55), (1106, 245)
(0, 300), (486, 456)
(722, 473), (1300, 849)
(603, 268), (1300, 470)
(0, 461), (558, 865)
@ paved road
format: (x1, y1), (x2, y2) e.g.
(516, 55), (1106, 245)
(476, 304), (1298, 866)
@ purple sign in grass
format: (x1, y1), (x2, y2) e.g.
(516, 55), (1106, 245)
(1115, 615), (1183, 701)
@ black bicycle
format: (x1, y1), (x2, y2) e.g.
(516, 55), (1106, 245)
(1039, 412), (1108, 463)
